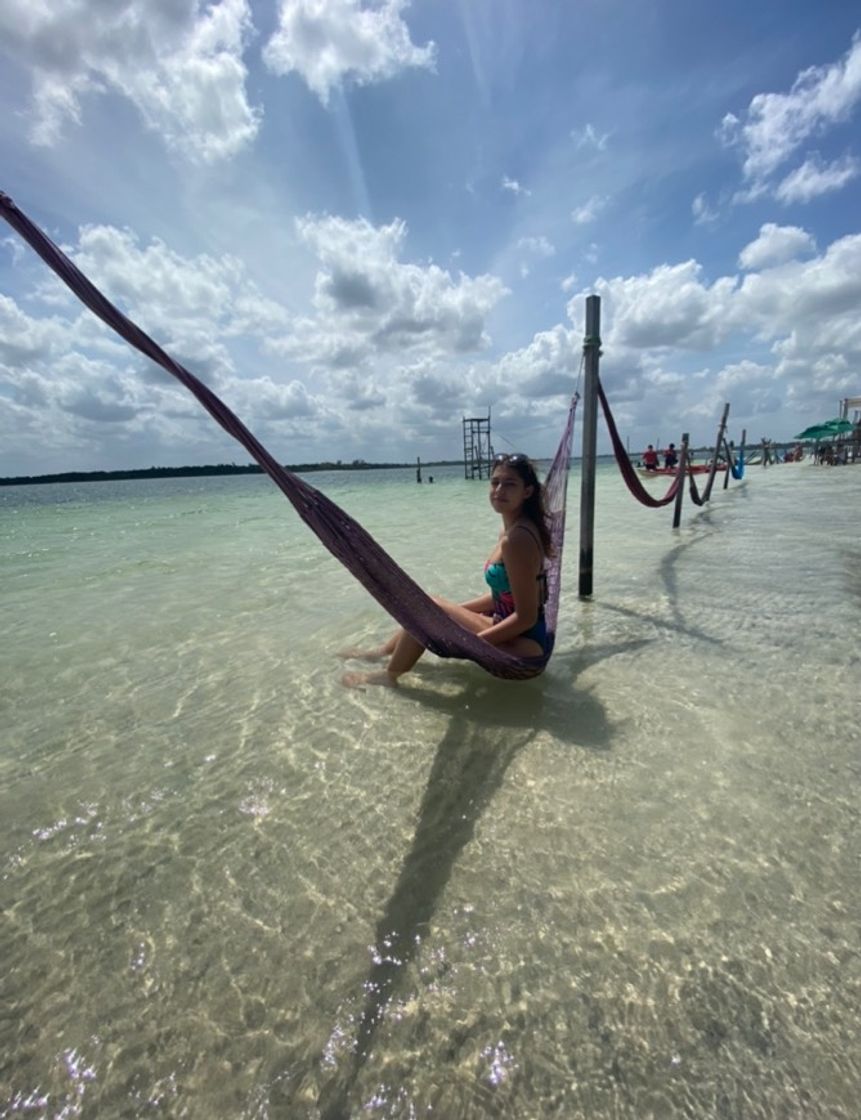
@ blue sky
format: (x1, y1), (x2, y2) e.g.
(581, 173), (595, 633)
(1, 0), (860, 474)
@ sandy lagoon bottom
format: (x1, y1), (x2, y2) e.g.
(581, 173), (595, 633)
(1, 462), (859, 1118)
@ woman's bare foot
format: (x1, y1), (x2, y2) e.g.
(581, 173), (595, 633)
(336, 645), (390, 662)
(341, 669), (398, 688)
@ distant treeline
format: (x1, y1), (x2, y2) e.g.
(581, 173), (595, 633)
(0, 460), (464, 486)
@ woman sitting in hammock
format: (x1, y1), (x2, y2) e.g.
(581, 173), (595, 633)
(342, 453), (552, 687)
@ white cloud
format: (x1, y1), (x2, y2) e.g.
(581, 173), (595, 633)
(0, 221), (302, 471)
(560, 272), (578, 293)
(571, 195), (606, 224)
(494, 325), (580, 400)
(0, 0), (261, 161)
(223, 375), (318, 420)
(734, 224), (815, 272)
(737, 234), (861, 344)
(563, 231), (861, 430)
(738, 223), (816, 270)
(0, 294), (72, 367)
(584, 260), (737, 352)
(570, 123), (610, 151)
(501, 176), (530, 197)
(516, 236), (555, 258)
(65, 224), (288, 385)
(719, 32), (861, 189)
(263, 0), (435, 104)
(775, 153), (861, 203)
(692, 192), (720, 227)
(286, 214), (509, 365)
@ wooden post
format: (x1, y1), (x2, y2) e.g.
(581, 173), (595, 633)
(578, 295), (600, 598)
(722, 438), (732, 489)
(416, 456), (422, 483)
(703, 402), (730, 500)
(672, 432), (688, 528)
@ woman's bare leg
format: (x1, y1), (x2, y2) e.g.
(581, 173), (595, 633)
(386, 629), (426, 677)
(337, 632), (399, 661)
(341, 629), (424, 687)
(341, 599), (494, 688)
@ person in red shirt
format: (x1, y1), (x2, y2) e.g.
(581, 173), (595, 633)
(642, 444), (659, 470)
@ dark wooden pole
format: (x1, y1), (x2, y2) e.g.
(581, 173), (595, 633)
(672, 432), (689, 529)
(703, 402), (730, 500)
(578, 295), (600, 598)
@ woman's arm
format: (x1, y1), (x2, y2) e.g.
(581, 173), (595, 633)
(459, 591), (495, 613)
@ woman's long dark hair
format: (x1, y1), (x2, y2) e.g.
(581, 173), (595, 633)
(492, 454), (554, 557)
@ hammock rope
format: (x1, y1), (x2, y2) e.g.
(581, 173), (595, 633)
(596, 380), (682, 508)
(0, 191), (576, 681)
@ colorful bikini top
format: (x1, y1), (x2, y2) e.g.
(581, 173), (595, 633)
(484, 559), (548, 603)
(484, 523), (548, 621)
(484, 561), (511, 595)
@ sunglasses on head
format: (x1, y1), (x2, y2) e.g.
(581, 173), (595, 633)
(493, 452), (529, 465)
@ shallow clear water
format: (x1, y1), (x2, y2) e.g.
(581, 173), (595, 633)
(2, 461), (859, 1119)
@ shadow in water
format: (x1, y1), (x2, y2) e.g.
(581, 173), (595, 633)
(586, 598), (723, 648)
(305, 645), (626, 1118)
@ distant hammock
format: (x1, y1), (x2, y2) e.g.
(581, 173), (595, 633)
(0, 192), (576, 680)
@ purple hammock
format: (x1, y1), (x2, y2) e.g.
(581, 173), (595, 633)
(0, 192), (576, 680)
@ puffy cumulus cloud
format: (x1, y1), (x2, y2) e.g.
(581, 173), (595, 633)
(0, 294), (73, 367)
(287, 214), (509, 366)
(564, 230), (861, 437)
(411, 368), (468, 413)
(220, 374), (318, 421)
(0, 223), (306, 472)
(738, 223), (816, 270)
(582, 261), (737, 352)
(492, 326), (580, 401)
(774, 153), (861, 204)
(65, 223), (288, 379)
(263, 0), (435, 104)
(719, 33), (861, 197)
(0, 0), (260, 160)
(677, 359), (783, 426)
(0, 336), (210, 474)
(737, 234), (861, 376)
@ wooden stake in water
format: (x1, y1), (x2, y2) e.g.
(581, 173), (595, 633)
(704, 402), (730, 499)
(578, 295), (601, 598)
(673, 432), (689, 529)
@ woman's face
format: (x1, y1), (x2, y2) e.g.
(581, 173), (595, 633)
(489, 466), (533, 512)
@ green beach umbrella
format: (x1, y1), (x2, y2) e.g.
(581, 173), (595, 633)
(824, 417), (854, 433)
(794, 418), (853, 440)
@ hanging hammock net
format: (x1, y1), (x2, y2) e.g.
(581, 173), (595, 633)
(1, 192), (577, 680)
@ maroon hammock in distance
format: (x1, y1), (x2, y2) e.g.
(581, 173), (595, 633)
(597, 381), (683, 508)
(0, 191), (577, 680)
